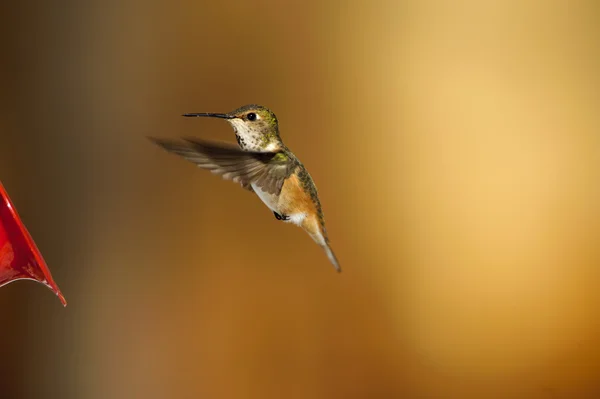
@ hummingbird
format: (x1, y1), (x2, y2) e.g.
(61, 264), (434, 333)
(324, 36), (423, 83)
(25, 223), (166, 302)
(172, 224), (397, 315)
(150, 104), (341, 272)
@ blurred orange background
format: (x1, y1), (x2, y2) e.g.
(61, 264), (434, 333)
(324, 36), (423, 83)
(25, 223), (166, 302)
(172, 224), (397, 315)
(1, 0), (599, 398)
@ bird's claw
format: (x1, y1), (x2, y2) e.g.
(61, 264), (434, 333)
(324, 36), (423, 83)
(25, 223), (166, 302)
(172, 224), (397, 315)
(273, 212), (289, 221)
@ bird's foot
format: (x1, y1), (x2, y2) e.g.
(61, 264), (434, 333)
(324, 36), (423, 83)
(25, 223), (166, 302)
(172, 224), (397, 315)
(273, 211), (290, 221)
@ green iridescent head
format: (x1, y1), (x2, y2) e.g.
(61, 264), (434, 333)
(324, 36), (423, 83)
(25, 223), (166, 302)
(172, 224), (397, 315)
(183, 104), (282, 151)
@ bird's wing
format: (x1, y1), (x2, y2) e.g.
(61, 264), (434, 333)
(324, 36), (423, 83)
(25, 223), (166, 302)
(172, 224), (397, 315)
(150, 137), (294, 195)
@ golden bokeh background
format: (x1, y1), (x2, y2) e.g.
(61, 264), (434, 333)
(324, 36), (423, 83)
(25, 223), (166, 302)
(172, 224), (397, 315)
(1, 0), (599, 398)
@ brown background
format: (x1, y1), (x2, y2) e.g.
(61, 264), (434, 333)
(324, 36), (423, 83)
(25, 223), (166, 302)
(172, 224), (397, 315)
(1, 0), (599, 398)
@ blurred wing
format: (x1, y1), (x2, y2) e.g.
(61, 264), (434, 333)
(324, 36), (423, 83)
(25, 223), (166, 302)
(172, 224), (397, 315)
(150, 137), (293, 195)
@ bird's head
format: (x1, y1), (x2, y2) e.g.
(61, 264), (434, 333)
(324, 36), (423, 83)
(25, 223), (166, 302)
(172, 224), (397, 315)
(183, 104), (281, 151)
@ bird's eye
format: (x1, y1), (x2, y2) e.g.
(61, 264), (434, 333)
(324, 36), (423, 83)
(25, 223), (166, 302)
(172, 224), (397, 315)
(247, 113), (257, 121)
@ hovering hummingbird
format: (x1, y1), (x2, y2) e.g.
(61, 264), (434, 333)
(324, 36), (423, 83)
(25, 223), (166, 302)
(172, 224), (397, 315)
(150, 104), (341, 272)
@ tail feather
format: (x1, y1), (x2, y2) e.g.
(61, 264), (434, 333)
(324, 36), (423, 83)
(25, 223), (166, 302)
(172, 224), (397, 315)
(302, 215), (341, 272)
(323, 244), (341, 273)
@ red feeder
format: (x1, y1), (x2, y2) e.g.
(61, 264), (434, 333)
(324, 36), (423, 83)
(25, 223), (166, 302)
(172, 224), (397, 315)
(0, 181), (66, 306)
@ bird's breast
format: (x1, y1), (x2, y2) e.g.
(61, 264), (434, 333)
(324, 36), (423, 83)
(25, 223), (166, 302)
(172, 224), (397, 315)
(252, 173), (318, 226)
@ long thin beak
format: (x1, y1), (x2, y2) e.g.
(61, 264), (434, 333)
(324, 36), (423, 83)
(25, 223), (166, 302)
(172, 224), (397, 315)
(182, 113), (234, 119)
